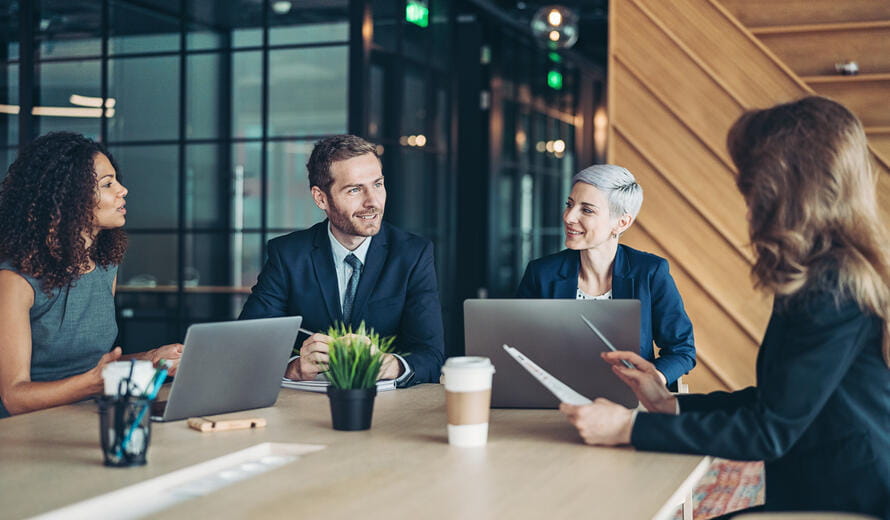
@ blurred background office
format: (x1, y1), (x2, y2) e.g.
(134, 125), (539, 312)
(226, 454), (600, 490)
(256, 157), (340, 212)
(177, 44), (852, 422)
(0, 0), (606, 361)
(3, 0), (888, 395)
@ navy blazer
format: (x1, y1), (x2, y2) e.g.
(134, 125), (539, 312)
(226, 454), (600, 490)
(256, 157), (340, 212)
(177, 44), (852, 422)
(516, 245), (696, 383)
(239, 221), (445, 386)
(632, 289), (890, 517)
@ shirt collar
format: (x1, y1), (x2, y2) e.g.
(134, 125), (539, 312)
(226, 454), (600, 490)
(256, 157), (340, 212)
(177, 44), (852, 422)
(327, 222), (372, 266)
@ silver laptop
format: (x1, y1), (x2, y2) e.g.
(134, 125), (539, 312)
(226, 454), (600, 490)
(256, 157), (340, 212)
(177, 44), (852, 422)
(151, 316), (301, 422)
(464, 299), (639, 409)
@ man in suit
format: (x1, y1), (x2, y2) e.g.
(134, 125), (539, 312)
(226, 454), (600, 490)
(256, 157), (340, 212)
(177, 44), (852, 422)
(239, 135), (445, 387)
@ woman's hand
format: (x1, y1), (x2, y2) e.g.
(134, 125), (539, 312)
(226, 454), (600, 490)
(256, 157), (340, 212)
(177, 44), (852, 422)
(85, 347), (123, 394)
(601, 351), (677, 414)
(144, 343), (184, 375)
(560, 398), (634, 445)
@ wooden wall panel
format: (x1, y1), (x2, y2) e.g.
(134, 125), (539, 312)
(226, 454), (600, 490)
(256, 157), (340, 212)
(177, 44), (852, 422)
(811, 79), (890, 126)
(621, 225), (759, 393)
(719, 0), (890, 28)
(610, 0), (890, 392)
(758, 27), (890, 76)
(612, 65), (750, 257)
(869, 133), (890, 165)
(614, 132), (771, 341)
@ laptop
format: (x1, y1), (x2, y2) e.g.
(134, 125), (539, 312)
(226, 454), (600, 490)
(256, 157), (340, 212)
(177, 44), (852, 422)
(151, 316), (302, 422)
(464, 299), (640, 409)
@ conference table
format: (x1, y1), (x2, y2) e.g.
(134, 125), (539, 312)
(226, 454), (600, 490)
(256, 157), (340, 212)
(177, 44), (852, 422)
(1, 384), (710, 519)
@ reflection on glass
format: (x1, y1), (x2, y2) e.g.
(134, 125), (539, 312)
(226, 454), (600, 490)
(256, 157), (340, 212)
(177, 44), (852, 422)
(388, 147), (431, 235)
(37, 60), (101, 139)
(36, 0), (101, 59)
(232, 141), (261, 229)
(267, 140), (317, 230)
(118, 234), (178, 288)
(268, 0), (348, 45)
(186, 53), (221, 139)
(0, 147), (16, 179)
(368, 64), (384, 139)
(183, 232), (262, 290)
(185, 144), (224, 229)
(187, 0), (262, 49)
(109, 2), (179, 55)
(268, 46), (348, 137)
(109, 145), (178, 229)
(372, 0), (398, 52)
(3, 64), (17, 146)
(401, 65), (426, 137)
(108, 56), (180, 141)
(232, 51), (262, 138)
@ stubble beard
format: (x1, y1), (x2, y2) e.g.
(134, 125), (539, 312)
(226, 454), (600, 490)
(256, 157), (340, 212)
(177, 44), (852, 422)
(327, 198), (382, 238)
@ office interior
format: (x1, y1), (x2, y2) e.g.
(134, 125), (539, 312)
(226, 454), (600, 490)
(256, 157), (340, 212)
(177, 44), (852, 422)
(0, 0), (607, 364)
(3, 0), (888, 396)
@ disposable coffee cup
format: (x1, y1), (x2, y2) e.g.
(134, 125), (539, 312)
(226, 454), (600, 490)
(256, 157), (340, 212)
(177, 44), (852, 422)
(441, 357), (495, 447)
(102, 360), (155, 397)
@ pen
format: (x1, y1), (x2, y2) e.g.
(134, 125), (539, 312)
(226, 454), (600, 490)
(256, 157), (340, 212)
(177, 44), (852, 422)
(299, 327), (315, 336)
(118, 360), (169, 457)
(579, 315), (635, 369)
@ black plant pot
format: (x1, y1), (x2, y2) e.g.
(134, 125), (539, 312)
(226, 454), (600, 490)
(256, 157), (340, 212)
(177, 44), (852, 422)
(326, 386), (377, 431)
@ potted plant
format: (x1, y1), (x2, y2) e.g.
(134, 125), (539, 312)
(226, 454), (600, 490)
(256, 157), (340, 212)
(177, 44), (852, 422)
(325, 322), (394, 431)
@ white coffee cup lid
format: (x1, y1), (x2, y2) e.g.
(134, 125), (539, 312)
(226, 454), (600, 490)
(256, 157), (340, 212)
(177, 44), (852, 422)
(442, 356), (494, 372)
(102, 360), (155, 397)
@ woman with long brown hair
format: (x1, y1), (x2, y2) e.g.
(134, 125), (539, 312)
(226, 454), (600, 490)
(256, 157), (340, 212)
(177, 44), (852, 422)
(0, 132), (183, 418)
(560, 97), (890, 517)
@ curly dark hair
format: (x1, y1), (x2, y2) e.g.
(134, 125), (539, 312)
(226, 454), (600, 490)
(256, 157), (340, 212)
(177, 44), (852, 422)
(0, 132), (127, 293)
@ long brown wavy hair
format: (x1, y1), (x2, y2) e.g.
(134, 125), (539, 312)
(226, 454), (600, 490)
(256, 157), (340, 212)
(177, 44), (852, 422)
(0, 132), (127, 293)
(728, 96), (890, 366)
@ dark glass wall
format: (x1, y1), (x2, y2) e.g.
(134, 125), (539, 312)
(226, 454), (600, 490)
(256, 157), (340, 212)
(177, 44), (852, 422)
(1, 0), (602, 356)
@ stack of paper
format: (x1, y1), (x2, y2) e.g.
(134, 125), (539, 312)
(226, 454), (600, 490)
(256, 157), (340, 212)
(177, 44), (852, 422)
(281, 375), (396, 393)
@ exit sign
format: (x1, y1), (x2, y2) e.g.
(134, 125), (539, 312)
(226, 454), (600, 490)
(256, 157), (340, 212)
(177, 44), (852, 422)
(406, 0), (429, 28)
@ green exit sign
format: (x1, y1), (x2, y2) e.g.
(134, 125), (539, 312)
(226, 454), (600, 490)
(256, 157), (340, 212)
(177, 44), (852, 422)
(406, 0), (429, 28)
(547, 70), (563, 90)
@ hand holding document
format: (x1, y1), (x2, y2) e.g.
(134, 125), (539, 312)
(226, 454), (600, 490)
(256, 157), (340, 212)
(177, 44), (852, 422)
(502, 345), (591, 405)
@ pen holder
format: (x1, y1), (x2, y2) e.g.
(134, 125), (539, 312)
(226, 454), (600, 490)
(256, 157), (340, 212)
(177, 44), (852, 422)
(98, 395), (152, 467)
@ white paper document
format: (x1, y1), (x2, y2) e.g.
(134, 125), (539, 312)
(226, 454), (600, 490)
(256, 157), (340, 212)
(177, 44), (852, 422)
(502, 344), (592, 405)
(281, 374), (396, 393)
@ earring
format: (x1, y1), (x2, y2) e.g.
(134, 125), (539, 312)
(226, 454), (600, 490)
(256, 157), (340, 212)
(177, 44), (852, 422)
(610, 232), (618, 239)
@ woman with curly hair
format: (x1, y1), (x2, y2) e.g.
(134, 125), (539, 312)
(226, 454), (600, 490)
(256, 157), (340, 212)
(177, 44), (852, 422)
(560, 97), (890, 517)
(0, 132), (183, 418)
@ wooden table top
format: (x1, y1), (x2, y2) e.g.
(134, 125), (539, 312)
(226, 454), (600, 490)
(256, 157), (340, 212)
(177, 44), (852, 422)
(0, 384), (709, 519)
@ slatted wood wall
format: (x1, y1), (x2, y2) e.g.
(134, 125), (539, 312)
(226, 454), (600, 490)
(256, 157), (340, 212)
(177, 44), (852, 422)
(608, 0), (890, 392)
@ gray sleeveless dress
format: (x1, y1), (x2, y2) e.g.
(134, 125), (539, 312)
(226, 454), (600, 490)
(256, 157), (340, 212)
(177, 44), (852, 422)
(0, 262), (118, 418)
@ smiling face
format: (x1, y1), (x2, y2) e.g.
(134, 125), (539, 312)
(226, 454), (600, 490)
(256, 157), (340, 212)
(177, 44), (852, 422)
(312, 152), (386, 246)
(563, 182), (631, 251)
(92, 153), (128, 232)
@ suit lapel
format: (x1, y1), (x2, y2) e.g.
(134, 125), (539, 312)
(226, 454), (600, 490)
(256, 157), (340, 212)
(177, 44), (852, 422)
(611, 245), (635, 298)
(349, 224), (388, 325)
(552, 250), (580, 299)
(310, 222), (343, 324)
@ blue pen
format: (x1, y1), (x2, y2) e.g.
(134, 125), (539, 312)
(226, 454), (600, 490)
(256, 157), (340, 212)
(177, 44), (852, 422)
(579, 314), (636, 369)
(117, 361), (168, 458)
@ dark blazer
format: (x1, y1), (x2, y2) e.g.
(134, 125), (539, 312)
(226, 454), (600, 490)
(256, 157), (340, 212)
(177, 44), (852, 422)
(632, 289), (890, 518)
(516, 245), (696, 384)
(239, 221), (445, 386)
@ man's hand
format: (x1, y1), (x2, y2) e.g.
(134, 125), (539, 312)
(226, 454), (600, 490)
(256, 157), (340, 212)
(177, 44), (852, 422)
(377, 353), (404, 381)
(560, 398), (634, 446)
(285, 333), (334, 381)
(601, 351), (677, 414)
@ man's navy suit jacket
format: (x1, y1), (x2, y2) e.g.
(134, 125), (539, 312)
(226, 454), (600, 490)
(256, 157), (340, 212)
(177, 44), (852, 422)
(633, 288), (890, 517)
(516, 244), (696, 384)
(239, 220), (445, 386)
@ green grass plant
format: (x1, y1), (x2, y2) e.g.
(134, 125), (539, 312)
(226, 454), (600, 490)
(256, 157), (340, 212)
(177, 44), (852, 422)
(326, 322), (395, 390)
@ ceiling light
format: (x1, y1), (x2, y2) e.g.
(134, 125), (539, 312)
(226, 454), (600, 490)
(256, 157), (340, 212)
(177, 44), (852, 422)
(531, 5), (579, 49)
